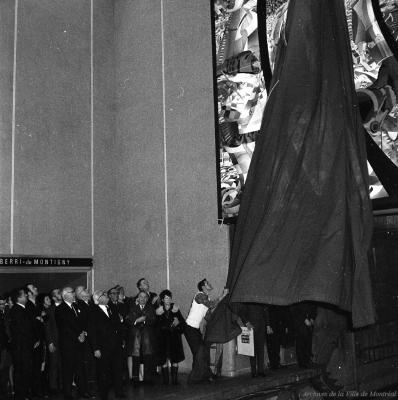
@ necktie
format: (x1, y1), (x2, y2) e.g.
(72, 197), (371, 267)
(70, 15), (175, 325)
(106, 305), (111, 316)
(71, 304), (78, 317)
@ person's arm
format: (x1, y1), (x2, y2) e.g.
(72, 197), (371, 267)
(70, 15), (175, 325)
(195, 288), (229, 310)
(124, 305), (136, 326)
(45, 310), (58, 352)
(195, 293), (214, 308)
(144, 306), (156, 326)
(87, 308), (98, 355)
(264, 306), (273, 334)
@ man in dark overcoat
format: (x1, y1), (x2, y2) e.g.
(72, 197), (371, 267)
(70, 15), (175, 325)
(9, 288), (39, 400)
(55, 287), (88, 399)
(89, 290), (125, 400)
(125, 291), (156, 386)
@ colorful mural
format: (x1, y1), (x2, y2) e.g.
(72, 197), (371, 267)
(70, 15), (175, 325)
(214, 0), (398, 220)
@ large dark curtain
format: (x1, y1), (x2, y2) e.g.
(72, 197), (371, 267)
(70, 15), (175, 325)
(206, 0), (375, 343)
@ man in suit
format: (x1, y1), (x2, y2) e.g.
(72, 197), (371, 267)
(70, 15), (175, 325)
(75, 286), (96, 397)
(133, 279), (158, 307)
(131, 279), (159, 378)
(55, 287), (89, 399)
(108, 286), (128, 320)
(116, 286), (130, 314)
(265, 305), (290, 370)
(290, 301), (317, 368)
(44, 288), (62, 396)
(9, 288), (40, 400)
(108, 286), (129, 386)
(0, 295), (10, 398)
(126, 291), (156, 386)
(238, 303), (267, 377)
(25, 283), (43, 397)
(90, 290), (125, 400)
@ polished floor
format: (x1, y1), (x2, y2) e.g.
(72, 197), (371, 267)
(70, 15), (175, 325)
(1, 365), (322, 400)
(121, 366), (320, 400)
(79, 365), (318, 400)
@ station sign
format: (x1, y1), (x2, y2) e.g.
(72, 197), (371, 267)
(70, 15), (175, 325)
(0, 256), (93, 267)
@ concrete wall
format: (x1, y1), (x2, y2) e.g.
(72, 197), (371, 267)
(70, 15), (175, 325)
(0, 0), (230, 372)
(104, 0), (230, 371)
(0, 0), (14, 252)
(0, 0), (92, 256)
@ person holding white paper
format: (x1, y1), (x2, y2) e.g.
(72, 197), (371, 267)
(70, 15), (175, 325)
(238, 303), (267, 378)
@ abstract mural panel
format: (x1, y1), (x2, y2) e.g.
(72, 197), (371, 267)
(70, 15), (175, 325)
(213, 0), (398, 221)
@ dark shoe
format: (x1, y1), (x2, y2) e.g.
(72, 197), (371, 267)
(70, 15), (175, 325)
(161, 366), (170, 385)
(132, 380), (140, 388)
(79, 392), (91, 399)
(115, 393), (126, 399)
(251, 372), (258, 378)
(258, 372), (266, 377)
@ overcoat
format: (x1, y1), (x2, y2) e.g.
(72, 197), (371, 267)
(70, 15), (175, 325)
(125, 303), (156, 357)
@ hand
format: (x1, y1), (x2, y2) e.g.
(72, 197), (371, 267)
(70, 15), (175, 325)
(156, 306), (164, 316)
(246, 322), (254, 330)
(304, 318), (312, 327)
(266, 325), (273, 335)
(78, 333), (86, 343)
(41, 361), (46, 372)
(152, 296), (159, 305)
(135, 316), (146, 324)
(94, 350), (101, 359)
(48, 343), (56, 353)
(171, 317), (180, 328)
(172, 304), (179, 313)
(33, 341), (40, 349)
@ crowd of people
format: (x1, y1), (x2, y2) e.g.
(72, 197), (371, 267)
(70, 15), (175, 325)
(0, 278), (194, 400)
(0, 277), (320, 400)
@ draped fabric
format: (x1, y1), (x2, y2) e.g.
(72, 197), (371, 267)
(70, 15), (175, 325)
(206, 0), (375, 342)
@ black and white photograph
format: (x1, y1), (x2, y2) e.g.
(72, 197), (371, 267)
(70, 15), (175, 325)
(1, 1), (398, 399)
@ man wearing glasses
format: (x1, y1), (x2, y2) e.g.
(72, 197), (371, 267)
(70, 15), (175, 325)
(108, 286), (128, 319)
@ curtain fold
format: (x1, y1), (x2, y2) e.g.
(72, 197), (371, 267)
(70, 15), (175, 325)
(206, 0), (375, 343)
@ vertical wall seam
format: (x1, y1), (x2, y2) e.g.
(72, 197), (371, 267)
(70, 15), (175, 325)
(161, 0), (170, 290)
(10, 0), (19, 254)
(90, 0), (94, 257)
